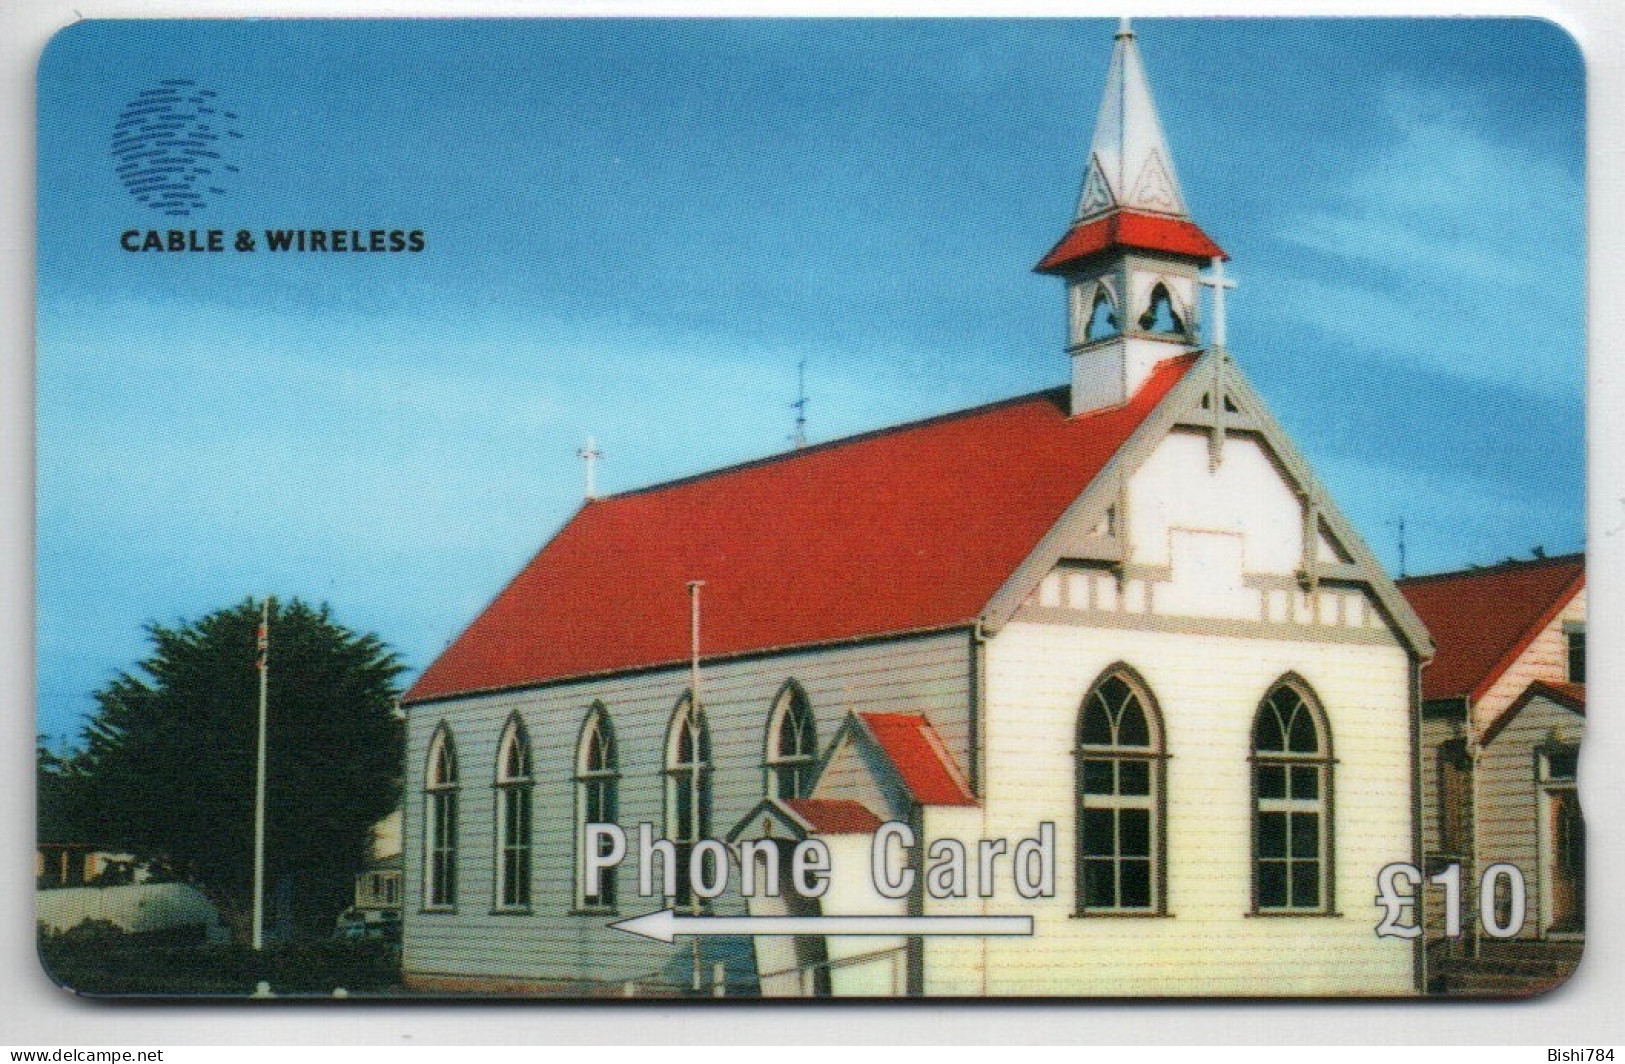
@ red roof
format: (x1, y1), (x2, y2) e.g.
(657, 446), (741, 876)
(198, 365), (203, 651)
(782, 798), (884, 834)
(1397, 555), (1584, 704)
(859, 712), (976, 806)
(406, 355), (1197, 703)
(1035, 210), (1227, 275)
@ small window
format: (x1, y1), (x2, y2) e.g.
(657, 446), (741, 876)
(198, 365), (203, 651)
(424, 725), (459, 909)
(575, 705), (620, 911)
(766, 682), (818, 800)
(1567, 626), (1585, 685)
(1542, 745), (1578, 782)
(495, 715), (533, 910)
(1252, 680), (1333, 913)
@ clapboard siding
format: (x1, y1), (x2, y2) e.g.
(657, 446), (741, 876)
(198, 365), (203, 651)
(1479, 693), (1583, 939)
(1420, 714), (1448, 860)
(402, 628), (971, 987)
(957, 620), (1416, 997)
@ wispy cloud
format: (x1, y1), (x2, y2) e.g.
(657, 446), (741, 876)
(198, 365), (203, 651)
(1259, 81), (1583, 396)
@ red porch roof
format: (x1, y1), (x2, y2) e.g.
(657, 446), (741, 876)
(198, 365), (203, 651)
(1397, 554), (1585, 704)
(859, 712), (976, 807)
(406, 355), (1196, 703)
(782, 798), (885, 835)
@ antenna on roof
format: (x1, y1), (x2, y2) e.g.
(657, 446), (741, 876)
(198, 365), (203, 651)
(791, 357), (809, 449)
(1387, 516), (1407, 578)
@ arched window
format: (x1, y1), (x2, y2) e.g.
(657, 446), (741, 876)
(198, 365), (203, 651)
(1252, 679), (1333, 913)
(1138, 282), (1185, 335)
(766, 682), (818, 800)
(666, 693), (712, 910)
(1085, 286), (1121, 342)
(1076, 668), (1166, 913)
(575, 704), (619, 911)
(495, 714), (533, 910)
(424, 724), (459, 909)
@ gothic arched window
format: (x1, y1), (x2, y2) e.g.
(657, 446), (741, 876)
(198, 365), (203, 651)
(666, 693), (712, 910)
(766, 682), (818, 800)
(1252, 678), (1334, 913)
(494, 714), (533, 910)
(424, 724), (459, 909)
(1139, 282), (1185, 335)
(575, 704), (619, 911)
(1076, 668), (1165, 914)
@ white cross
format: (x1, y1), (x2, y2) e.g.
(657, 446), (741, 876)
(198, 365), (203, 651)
(578, 436), (602, 500)
(1200, 256), (1238, 349)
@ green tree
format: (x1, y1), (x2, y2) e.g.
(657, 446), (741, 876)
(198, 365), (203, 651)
(38, 736), (94, 847)
(70, 598), (404, 941)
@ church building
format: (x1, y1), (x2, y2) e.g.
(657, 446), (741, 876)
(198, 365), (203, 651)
(399, 22), (1434, 997)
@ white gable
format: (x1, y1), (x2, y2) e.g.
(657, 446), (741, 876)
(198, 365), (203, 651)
(1129, 430), (1301, 577)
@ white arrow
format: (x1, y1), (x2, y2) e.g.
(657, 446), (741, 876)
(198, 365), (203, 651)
(608, 909), (1034, 944)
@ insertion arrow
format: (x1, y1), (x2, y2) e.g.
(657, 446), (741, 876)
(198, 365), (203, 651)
(608, 909), (1034, 944)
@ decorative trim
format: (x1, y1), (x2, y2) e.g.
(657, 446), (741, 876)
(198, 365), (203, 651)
(1009, 603), (1399, 647)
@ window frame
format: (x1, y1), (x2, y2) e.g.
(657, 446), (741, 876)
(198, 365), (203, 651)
(423, 724), (459, 912)
(574, 703), (621, 914)
(1565, 622), (1586, 685)
(493, 713), (534, 913)
(1249, 677), (1336, 916)
(765, 681), (818, 801)
(665, 693), (713, 912)
(1073, 665), (1169, 917)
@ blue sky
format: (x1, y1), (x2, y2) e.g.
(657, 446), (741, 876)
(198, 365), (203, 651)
(35, 17), (1585, 747)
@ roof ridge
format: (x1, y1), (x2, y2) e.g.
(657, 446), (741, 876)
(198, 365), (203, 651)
(1397, 551), (1584, 586)
(601, 385), (1071, 502)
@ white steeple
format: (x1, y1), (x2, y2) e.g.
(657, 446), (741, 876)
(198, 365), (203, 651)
(1077, 19), (1188, 221)
(1038, 21), (1226, 417)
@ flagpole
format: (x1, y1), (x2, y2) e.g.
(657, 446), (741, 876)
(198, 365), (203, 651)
(686, 580), (703, 993)
(252, 597), (270, 952)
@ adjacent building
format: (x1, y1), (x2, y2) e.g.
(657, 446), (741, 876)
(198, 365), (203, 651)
(1399, 553), (1584, 993)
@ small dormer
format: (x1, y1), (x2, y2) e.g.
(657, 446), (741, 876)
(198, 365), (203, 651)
(1036, 21), (1226, 416)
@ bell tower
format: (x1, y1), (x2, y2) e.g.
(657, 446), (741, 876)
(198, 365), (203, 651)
(1036, 20), (1227, 416)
